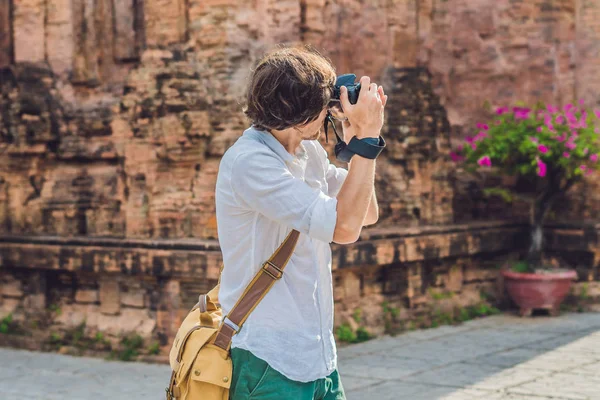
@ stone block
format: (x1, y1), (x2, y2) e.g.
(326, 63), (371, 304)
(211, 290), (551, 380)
(2, 280), (23, 298)
(464, 266), (499, 282)
(13, 0), (45, 62)
(0, 0), (11, 67)
(75, 289), (99, 304)
(375, 241), (395, 265)
(90, 308), (156, 337)
(23, 287), (46, 311)
(144, 0), (186, 46)
(0, 298), (20, 319)
(46, 0), (74, 74)
(121, 291), (146, 308)
(445, 265), (463, 292)
(72, 0), (100, 85)
(99, 279), (121, 315)
(113, 0), (137, 61)
(342, 271), (361, 300)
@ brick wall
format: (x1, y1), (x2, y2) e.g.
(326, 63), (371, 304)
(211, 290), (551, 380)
(1, 0), (600, 348)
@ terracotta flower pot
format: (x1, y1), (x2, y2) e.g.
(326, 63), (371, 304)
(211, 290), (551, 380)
(501, 269), (577, 317)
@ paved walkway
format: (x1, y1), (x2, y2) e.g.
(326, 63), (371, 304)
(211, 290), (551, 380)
(0, 312), (599, 400)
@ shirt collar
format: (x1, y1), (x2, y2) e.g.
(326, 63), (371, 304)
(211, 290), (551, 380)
(244, 126), (308, 164)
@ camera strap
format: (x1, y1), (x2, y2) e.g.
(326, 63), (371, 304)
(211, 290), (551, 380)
(324, 111), (386, 163)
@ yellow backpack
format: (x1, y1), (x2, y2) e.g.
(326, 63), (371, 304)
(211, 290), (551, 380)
(166, 230), (299, 400)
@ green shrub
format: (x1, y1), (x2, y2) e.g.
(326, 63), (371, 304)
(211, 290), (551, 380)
(335, 324), (356, 343)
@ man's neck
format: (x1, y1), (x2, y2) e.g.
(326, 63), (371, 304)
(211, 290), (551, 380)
(269, 128), (303, 156)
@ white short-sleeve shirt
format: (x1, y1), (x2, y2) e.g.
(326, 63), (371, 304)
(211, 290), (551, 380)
(215, 126), (348, 383)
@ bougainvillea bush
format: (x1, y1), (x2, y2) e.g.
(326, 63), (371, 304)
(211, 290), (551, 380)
(452, 101), (600, 270)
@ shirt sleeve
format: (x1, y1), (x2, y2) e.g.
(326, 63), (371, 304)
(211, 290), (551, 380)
(325, 161), (348, 198)
(230, 150), (338, 243)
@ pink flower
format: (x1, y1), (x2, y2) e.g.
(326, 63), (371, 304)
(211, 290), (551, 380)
(580, 165), (587, 171)
(591, 154), (598, 162)
(514, 107), (531, 119)
(556, 115), (564, 124)
(457, 144), (464, 151)
(564, 104), (574, 112)
(586, 169), (594, 176)
(548, 105), (560, 114)
(537, 159), (547, 177)
(465, 135), (477, 149)
(547, 123), (555, 132)
(478, 156), (492, 167)
(565, 141), (577, 150)
(579, 99), (585, 106)
(537, 126), (543, 133)
(450, 152), (464, 162)
(496, 107), (508, 115)
(594, 109), (600, 119)
(584, 148), (589, 155)
(475, 131), (488, 141)
(595, 128), (600, 134)
(530, 136), (539, 143)
(538, 145), (549, 154)
(563, 152), (571, 158)
(555, 133), (567, 142)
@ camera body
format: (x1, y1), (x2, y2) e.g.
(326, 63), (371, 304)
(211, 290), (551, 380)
(332, 74), (361, 104)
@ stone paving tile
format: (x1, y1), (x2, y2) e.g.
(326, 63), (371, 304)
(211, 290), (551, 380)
(522, 331), (600, 356)
(479, 392), (577, 400)
(402, 362), (551, 391)
(0, 348), (168, 400)
(339, 354), (447, 380)
(341, 376), (383, 392)
(506, 372), (600, 400)
(345, 381), (492, 400)
(464, 347), (598, 371)
(571, 361), (600, 377)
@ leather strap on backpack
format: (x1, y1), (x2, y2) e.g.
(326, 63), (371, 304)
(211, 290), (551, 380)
(213, 229), (300, 350)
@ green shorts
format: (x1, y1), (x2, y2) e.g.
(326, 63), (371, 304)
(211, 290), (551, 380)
(229, 348), (346, 400)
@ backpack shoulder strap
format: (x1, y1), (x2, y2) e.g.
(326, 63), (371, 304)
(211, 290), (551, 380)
(213, 229), (300, 350)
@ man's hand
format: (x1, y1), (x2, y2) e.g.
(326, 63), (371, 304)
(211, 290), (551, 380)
(340, 76), (388, 143)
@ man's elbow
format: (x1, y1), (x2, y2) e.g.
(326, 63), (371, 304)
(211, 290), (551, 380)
(363, 211), (379, 226)
(332, 223), (361, 244)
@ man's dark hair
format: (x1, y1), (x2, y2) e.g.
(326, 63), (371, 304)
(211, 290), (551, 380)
(243, 45), (336, 131)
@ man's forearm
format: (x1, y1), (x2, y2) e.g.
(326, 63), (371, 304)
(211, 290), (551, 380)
(349, 157), (378, 226)
(364, 187), (379, 226)
(333, 157), (376, 244)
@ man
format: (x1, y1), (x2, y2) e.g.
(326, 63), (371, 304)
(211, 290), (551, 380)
(215, 45), (387, 400)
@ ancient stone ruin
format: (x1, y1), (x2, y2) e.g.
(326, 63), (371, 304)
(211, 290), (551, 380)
(0, 0), (599, 355)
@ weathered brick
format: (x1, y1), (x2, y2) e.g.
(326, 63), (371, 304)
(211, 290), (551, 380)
(113, 0), (137, 61)
(121, 291), (146, 308)
(0, 0), (11, 67)
(99, 279), (120, 315)
(13, 0), (45, 62)
(1, 280), (23, 298)
(46, 0), (74, 74)
(75, 289), (99, 304)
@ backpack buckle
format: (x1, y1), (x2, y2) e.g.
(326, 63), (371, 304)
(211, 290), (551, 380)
(262, 260), (283, 280)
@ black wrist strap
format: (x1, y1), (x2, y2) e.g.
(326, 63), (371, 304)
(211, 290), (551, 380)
(324, 111), (386, 162)
(348, 136), (386, 158)
(336, 136), (386, 162)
